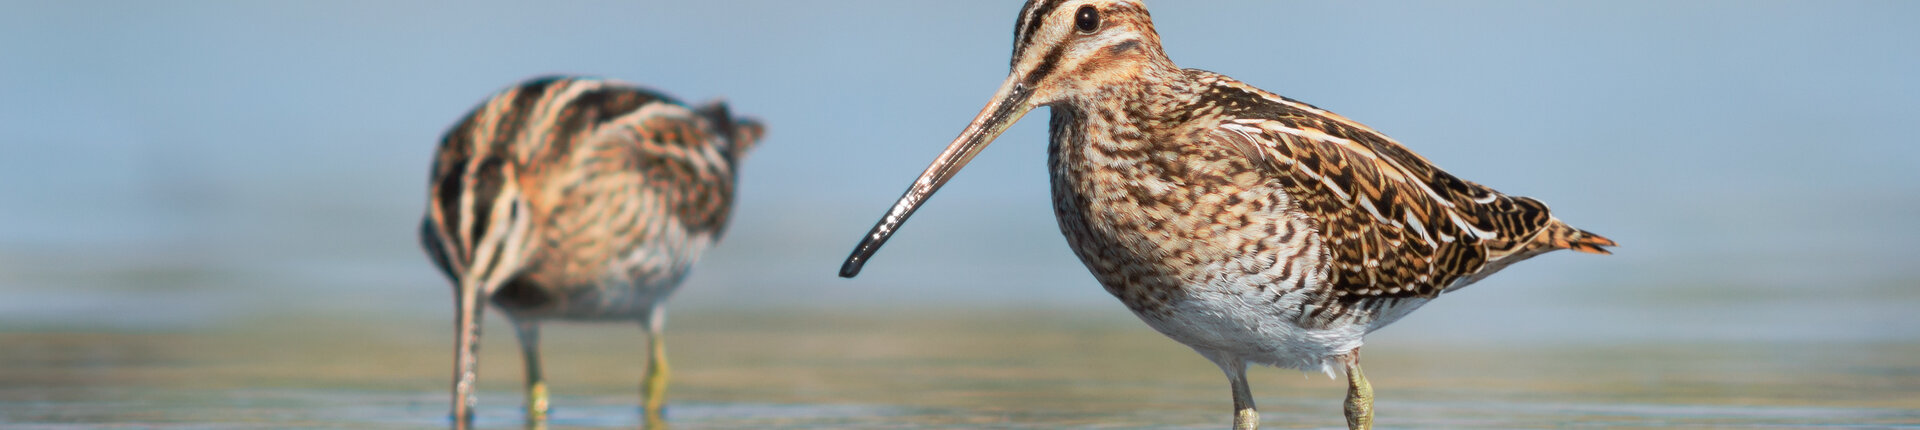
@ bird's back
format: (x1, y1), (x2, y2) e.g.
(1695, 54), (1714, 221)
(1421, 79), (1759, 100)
(1189, 70), (1614, 322)
(421, 76), (764, 318)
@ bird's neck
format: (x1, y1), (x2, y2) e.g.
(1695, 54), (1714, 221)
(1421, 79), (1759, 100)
(1076, 64), (1201, 124)
(1057, 65), (1205, 149)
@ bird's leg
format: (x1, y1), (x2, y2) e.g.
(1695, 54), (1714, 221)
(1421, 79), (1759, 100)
(511, 318), (549, 424)
(641, 309), (670, 428)
(1232, 373), (1259, 430)
(451, 284), (485, 430)
(1343, 349), (1374, 430)
(1210, 354), (1258, 430)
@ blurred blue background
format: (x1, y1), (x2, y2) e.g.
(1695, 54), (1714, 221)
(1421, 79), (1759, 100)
(2, 1), (1916, 344)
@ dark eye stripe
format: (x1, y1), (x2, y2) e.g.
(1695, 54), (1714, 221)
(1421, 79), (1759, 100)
(1024, 44), (1068, 87)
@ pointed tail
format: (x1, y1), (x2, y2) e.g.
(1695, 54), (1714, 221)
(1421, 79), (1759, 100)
(696, 100), (766, 158)
(1547, 223), (1616, 255)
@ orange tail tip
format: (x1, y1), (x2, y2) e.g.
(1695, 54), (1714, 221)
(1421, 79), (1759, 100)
(1559, 227), (1617, 255)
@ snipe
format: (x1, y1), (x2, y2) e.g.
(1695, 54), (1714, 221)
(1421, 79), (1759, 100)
(839, 2), (1613, 429)
(421, 76), (763, 429)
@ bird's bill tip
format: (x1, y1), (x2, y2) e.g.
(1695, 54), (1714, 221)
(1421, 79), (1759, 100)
(838, 262), (861, 278)
(840, 245), (875, 278)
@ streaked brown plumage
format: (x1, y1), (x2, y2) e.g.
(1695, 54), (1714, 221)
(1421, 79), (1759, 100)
(421, 76), (763, 428)
(839, 1), (1613, 429)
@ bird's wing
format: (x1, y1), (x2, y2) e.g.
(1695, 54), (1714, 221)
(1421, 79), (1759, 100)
(581, 95), (740, 239)
(1199, 75), (1561, 304)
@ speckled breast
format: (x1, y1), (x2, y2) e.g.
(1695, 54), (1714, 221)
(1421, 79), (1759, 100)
(1045, 108), (1331, 320)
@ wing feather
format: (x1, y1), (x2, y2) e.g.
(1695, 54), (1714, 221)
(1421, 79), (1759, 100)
(1199, 74), (1560, 301)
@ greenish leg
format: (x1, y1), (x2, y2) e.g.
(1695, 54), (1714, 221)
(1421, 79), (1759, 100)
(1211, 355), (1259, 430)
(511, 318), (549, 424)
(1231, 372), (1258, 430)
(1343, 350), (1374, 430)
(642, 311), (670, 428)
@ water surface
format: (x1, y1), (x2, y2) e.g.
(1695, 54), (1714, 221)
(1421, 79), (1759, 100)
(3, 310), (1913, 429)
(2, 1), (1918, 428)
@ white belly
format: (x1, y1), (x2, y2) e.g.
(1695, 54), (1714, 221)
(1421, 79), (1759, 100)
(1133, 278), (1430, 375)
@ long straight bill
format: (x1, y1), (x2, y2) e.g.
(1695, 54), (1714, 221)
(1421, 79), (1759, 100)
(839, 83), (1035, 278)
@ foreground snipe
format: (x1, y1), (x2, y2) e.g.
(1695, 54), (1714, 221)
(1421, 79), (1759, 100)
(422, 76), (763, 429)
(840, 1), (1613, 429)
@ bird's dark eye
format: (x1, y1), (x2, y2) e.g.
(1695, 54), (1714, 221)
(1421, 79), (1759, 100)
(1074, 6), (1101, 34)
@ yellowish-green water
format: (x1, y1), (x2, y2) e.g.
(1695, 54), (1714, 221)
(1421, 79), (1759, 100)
(2, 309), (1914, 429)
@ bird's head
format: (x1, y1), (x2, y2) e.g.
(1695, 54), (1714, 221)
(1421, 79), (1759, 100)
(840, 0), (1174, 277)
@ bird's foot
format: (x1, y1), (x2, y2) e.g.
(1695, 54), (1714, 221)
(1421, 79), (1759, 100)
(1344, 358), (1374, 430)
(1233, 407), (1259, 430)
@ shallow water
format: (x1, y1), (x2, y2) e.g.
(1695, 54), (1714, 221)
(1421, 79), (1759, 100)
(2, 310), (1914, 429)
(3, 1), (1919, 428)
